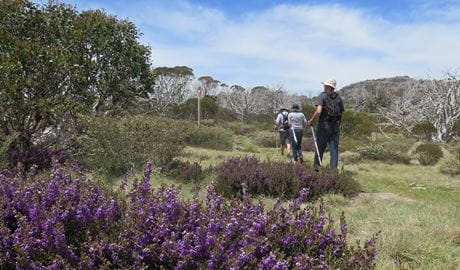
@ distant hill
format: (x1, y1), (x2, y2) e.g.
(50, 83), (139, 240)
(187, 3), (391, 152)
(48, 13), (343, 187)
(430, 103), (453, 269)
(339, 76), (419, 112)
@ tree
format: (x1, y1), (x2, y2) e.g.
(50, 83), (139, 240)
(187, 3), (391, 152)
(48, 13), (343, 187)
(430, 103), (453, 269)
(75, 10), (152, 113)
(0, 1), (152, 152)
(148, 66), (194, 116)
(198, 76), (220, 96)
(380, 73), (460, 142)
(219, 85), (261, 123)
(172, 96), (219, 120)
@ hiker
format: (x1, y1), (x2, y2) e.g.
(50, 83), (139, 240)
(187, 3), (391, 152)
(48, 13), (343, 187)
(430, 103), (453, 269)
(288, 103), (308, 163)
(308, 79), (344, 168)
(274, 108), (291, 156)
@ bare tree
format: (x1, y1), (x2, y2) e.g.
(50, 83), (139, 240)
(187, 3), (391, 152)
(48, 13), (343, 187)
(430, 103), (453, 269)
(149, 66), (194, 115)
(219, 85), (261, 123)
(380, 73), (460, 142)
(198, 76), (220, 96)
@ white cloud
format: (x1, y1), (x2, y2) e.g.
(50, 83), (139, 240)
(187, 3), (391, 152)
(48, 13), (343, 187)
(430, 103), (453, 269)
(62, 0), (460, 95)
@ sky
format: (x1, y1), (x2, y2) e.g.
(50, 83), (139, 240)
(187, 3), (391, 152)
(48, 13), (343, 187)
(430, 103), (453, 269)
(36, 0), (460, 94)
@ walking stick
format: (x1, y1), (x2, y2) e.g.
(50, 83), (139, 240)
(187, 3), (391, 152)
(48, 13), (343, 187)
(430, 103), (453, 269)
(311, 126), (323, 167)
(291, 127), (298, 145)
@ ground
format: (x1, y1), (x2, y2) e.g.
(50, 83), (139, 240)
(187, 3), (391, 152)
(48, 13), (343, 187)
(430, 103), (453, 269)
(105, 136), (460, 270)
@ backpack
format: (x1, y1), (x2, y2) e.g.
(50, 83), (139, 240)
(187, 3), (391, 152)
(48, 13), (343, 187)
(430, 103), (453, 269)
(279, 110), (290, 130)
(324, 92), (343, 122)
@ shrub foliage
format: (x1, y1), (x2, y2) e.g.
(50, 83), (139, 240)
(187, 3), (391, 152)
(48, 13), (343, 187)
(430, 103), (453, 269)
(415, 143), (443, 166)
(357, 144), (411, 164)
(440, 148), (460, 175)
(76, 116), (190, 175)
(185, 125), (233, 151)
(215, 157), (361, 200)
(0, 162), (378, 269)
(161, 160), (204, 183)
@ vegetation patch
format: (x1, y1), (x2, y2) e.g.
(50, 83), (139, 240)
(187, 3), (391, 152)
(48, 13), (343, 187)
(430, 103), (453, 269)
(161, 160), (204, 183)
(215, 157), (361, 200)
(357, 144), (411, 164)
(0, 163), (378, 269)
(75, 116), (190, 175)
(415, 143), (443, 166)
(440, 147), (460, 175)
(185, 125), (233, 151)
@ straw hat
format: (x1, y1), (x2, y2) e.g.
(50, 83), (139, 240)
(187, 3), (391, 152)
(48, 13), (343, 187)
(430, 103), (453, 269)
(321, 79), (337, 89)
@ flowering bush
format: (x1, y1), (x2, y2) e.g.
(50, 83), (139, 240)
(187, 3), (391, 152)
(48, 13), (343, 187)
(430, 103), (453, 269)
(215, 157), (361, 200)
(0, 162), (377, 269)
(161, 160), (204, 183)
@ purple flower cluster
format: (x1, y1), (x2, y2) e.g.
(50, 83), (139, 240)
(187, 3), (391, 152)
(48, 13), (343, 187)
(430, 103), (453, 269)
(215, 157), (360, 200)
(1, 162), (377, 269)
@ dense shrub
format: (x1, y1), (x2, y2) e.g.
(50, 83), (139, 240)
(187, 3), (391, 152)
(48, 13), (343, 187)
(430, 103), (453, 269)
(340, 111), (378, 137)
(76, 115), (191, 175)
(340, 137), (367, 153)
(252, 131), (276, 148)
(161, 160), (203, 183)
(415, 143), (443, 166)
(440, 148), (460, 175)
(215, 157), (361, 200)
(214, 107), (238, 122)
(357, 144), (411, 164)
(341, 152), (363, 165)
(7, 147), (67, 170)
(185, 125), (233, 151)
(370, 133), (416, 154)
(171, 96), (219, 120)
(0, 162), (379, 269)
(412, 121), (436, 141)
(224, 122), (254, 136)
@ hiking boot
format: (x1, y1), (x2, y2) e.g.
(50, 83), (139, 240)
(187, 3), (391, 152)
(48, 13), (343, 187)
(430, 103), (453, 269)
(299, 157), (304, 164)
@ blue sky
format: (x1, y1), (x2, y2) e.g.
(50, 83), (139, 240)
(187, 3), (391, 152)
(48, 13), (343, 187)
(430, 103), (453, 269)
(35, 0), (460, 94)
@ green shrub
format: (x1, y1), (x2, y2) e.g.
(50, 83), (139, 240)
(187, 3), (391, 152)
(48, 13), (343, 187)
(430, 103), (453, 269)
(215, 107), (238, 122)
(252, 131), (276, 148)
(0, 133), (19, 167)
(186, 125), (233, 151)
(415, 143), (443, 166)
(76, 116), (191, 175)
(340, 152), (362, 165)
(340, 137), (366, 153)
(370, 133), (416, 154)
(440, 148), (460, 175)
(412, 121), (436, 141)
(357, 144), (411, 164)
(341, 110), (378, 137)
(224, 122), (254, 136)
(171, 96), (219, 120)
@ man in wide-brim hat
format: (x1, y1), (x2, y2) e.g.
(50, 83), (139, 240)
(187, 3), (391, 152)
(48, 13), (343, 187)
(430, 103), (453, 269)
(308, 79), (344, 169)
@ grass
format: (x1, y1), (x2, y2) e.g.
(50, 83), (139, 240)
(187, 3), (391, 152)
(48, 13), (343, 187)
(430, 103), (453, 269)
(101, 136), (460, 270)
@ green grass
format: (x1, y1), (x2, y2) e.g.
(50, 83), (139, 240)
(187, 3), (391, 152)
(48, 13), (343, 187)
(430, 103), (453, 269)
(101, 136), (460, 270)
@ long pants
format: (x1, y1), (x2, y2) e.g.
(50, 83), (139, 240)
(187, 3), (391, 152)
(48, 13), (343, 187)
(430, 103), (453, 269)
(291, 129), (304, 161)
(314, 121), (340, 168)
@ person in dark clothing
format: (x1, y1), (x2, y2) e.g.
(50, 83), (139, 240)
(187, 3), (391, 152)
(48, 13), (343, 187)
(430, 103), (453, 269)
(288, 103), (308, 163)
(308, 79), (344, 168)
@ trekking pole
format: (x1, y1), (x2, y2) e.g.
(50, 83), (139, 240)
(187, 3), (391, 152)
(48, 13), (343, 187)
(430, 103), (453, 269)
(311, 126), (323, 167)
(291, 127), (297, 145)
